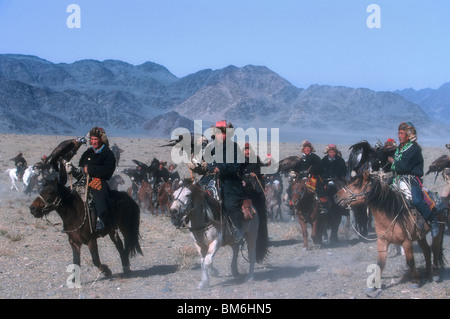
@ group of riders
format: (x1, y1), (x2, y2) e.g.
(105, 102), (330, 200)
(11, 120), (449, 241)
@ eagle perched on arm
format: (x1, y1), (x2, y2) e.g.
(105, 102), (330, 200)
(44, 137), (87, 171)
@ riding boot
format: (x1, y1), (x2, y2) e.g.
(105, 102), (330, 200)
(233, 228), (244, 244)
(427, 214), (440, 238)
(95, 217), (105, 232)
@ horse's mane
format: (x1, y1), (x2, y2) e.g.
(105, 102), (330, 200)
(57, 183), (79, 204)
(365, 175), (409, 232)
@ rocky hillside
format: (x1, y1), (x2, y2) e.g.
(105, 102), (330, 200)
(0, 54), (448, 143)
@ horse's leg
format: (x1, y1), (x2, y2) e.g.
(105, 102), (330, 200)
(417, 237), (432, 280)
(195, 244), (212, 290)
(401, 240), (420, 287)
(376, 238), (389, 281)
(431, 224), (445, 282)
(87, 239), (112, 277)
(69, 238), (81, 267)
(231, 244), (240, 278)
(109, 230), (130, 274)
(298, 217), (309, 251)
(245, 231), (257, 282)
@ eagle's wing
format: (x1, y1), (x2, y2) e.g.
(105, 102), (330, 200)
(347, 140), (375, 177)
(278, 156), (302, 174)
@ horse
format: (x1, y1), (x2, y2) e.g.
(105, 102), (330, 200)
(6, 166), (36, 192)
(138, 180), (155, 215)
(290, 178), (327, 250)
(169, 179), (269, 289)
(334, 171), (446, 287)
(29, 180), (143, 279)
(156, 181), (173, 215)
(108, 174), (125, 191)
(265, 181), (282, 221)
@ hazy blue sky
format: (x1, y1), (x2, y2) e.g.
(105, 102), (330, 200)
(1, 0), (449, 91)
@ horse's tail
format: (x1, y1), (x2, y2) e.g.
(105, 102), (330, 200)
(116, 191), (143, 257)
(256, 204), (270, 263)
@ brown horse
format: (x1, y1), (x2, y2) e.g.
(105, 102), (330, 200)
(139, 180), (154, 215)
(156, 181), (173, 215)
(335, 171), (446, 287)
(29, 180), (143, 279)
(290, 178), (326, 251)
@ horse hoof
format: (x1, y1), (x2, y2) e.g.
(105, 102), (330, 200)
(410, 283), (420, 289)
(302, 247), (308, 252)
(432, 275), (440, 282)
(246, 274), (255, 282)
(102, 266), (112, 277)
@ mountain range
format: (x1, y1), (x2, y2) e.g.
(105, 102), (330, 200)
(0, 54), (449, 144)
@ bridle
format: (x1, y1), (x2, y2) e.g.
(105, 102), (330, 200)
(172, 186), (198, 229)
(37, 193), (62, 214)
(37, 190), (88, 233)
(338, 179), (372, 206)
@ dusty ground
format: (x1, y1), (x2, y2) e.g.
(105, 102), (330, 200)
(0, 134), (449, 301)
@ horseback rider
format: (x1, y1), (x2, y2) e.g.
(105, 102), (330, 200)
(205, 120), (246, 243)
(286, 140), (324, 206)
(130, 164), (149, 200)
(321, 144), (347, 214)
(153, 161), (170, 198)
(11, 152), (27, 180)
(240, 142), (267, 219)
(388, 122), (440, 238)
(66, 127), (116, 233)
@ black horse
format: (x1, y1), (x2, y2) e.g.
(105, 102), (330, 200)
(29, 181), (142, 278)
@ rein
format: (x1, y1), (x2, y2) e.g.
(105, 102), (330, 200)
(343, 178), (405, 241)
(38, 190), (89, 234)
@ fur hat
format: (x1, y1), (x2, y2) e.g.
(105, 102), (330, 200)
(88, 127), (109, 146)
(300, 140), (315, 152)
(324, 144), (338, 154)
(398, 122), (417, 142)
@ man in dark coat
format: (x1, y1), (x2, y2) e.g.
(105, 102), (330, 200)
(68, 127), (116, 232)
(205, 120), (246, 243)
(321, 144), (347, 213)
(388, 122), (439, 237)
(286, 140), (324, 202)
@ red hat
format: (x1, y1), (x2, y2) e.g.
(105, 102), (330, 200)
(215, 120), (227, 128)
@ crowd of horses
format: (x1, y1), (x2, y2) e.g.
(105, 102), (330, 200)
(5, 138), (450, 291)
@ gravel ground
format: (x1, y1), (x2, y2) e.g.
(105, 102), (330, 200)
(0, 134), (449, 301)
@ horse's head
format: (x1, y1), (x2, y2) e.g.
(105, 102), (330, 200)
(169, 185), (193, 228)
(29, 181), (62, 218)
(334, 171), (371, 208)
(290, 179), (308, 206)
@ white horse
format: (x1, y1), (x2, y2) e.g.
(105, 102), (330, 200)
(169, 180), (269, 289)
(6, 166), (37, 192)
